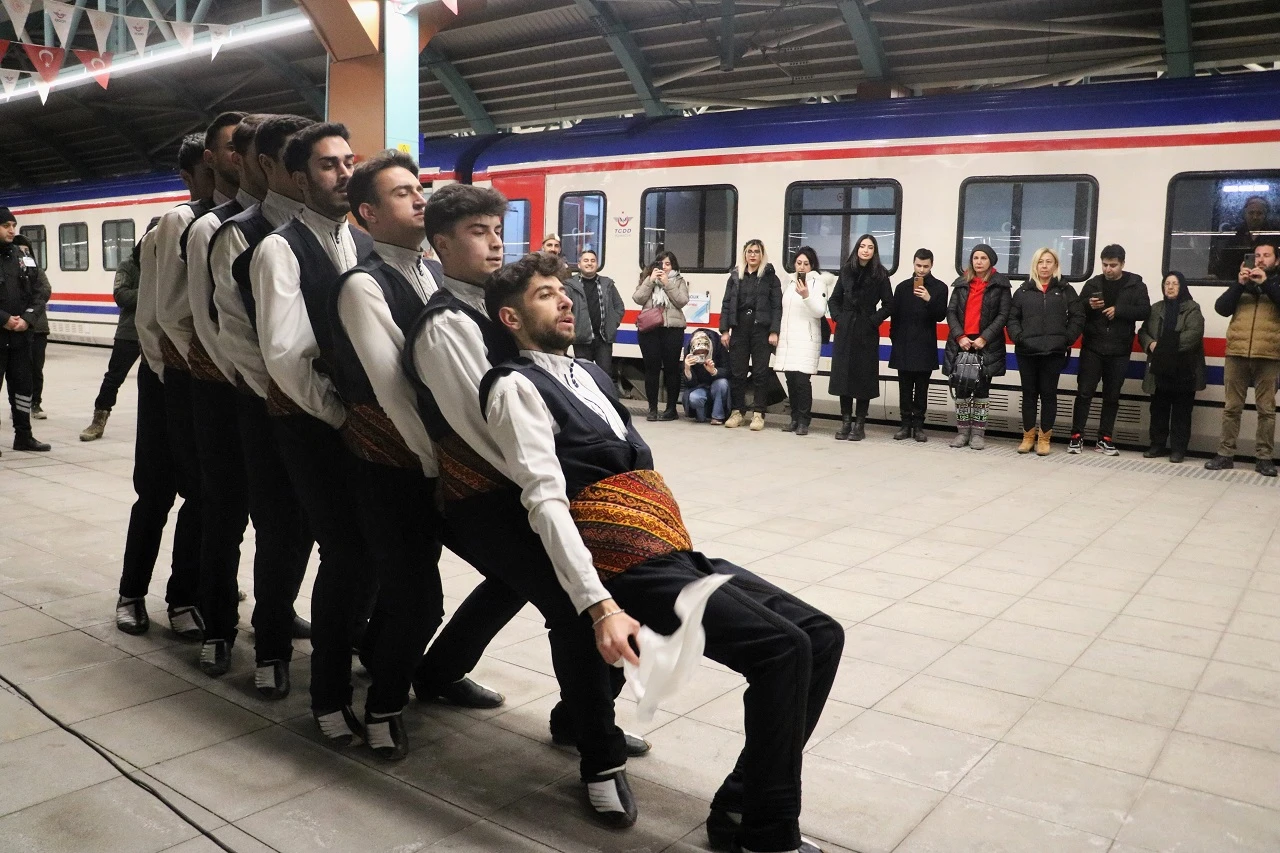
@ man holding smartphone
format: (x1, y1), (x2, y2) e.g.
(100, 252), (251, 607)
(1205, 237), (1280, 476)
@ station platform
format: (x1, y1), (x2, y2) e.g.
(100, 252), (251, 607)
(1, 343), (1278, 853)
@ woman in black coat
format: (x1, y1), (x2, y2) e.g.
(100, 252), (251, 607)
(1007, 247), (1085, 456)
(827, 234), (892, 441)
(1139, 272), (1205, 463)
(943, 244), (1012, 450)
(888, 248), (947, 442)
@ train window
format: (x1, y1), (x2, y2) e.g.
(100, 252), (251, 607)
(503, 199), (531, 264)
(58, 222), (89, 271)
(558, 192), (606, 268)
(1166, 171), (1280, 283)
(640, 185), (737, 273)
(102, 219), (135, 271)
(783, 181), (902, 274)
(19, 225), (46, 270)
(957, 176), (1098, 281)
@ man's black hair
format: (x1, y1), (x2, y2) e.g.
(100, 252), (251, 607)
(1254, 235), (1280, 256)
(347, 149), (420, 228)
(913, 248), (934, 263)
(578, 247), (597, 259)
(178, 133), (205, 174)
(204, 111), (245, 152)
(485, 252), (568, 327)
(282, 121), (350, 176)
(232, 113), (271, 156)
(255, 114), (314, 163)
(1101, 244), (1126, 263)
(423, 184), (508, 247)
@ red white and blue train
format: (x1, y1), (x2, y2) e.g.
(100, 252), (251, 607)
(8, 71), (1280, 452)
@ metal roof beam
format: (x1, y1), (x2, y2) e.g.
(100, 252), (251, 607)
(573, 0), (671, 117)
(1163, 0), (1195, 77)
(421, 43), (498, 135)
(837, 0), (888, 79)
(719, 0), (734, 71)
(10, 122), (94, 179)
(71, 96), (161, 167)
(252, 45), (326, 116)
(868, 12), (1163, 41)
(0, 144), (34, 186)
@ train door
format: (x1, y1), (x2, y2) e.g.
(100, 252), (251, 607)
(490, 173), (545, 262)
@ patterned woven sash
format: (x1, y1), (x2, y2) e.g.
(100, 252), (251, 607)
(265, 379), (307, 418)
(159, 335), (188, 371)
(186, 338), (229, 384)
(569, 470), (692, 581)
(437, 433), (509, 502)
(340, 403), (420, 470)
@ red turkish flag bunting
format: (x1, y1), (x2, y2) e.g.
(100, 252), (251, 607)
(21, 43), (66, 84)
(73, 49), (113, 90)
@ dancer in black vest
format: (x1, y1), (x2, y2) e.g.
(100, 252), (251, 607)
(207, 114), (316, 698)
(249, 122), (374, 739)
(481, 253), (843, 853)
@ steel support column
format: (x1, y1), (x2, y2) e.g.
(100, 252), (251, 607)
(1162, 0), (1194, 77)
(719, 0), (734, 71)
(573, 0), (670, 117)
(421, 44), (496, 135)
(837, 0), (888, 80)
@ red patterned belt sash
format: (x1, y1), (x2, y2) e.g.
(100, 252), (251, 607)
(569, 470), (691, 582)
(340, 403), (420, 470)
(158, 334), (188, 371)
(186, 338), (229, 384)
(437, 433), (509, 503)
(265, 379), (307, 418)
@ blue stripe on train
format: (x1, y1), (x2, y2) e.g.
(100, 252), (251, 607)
(49, 304), (120, 315)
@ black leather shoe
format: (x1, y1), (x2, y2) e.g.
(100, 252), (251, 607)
(13, 433), (50, 452)
(314, 706), (363, 747)
(115, 596), (149, 635)
(730, 841), (823, 853)
(364, 710), (409, 761)
(657, 409), (678, 421)
(834, 416), (852, 440)
(1257, 459), (1277, 477)
(1169, 450), (1186, 464)
(892, 423), (911, 440)
(583, 769), (638, 828)
(291, 615), (311, 640)
(167, 606), (204, 641)
(782, 419), (797, 433)
(794, 420), (809, 436)
(1144, 445), (1168, 458)
(551, 726), (651, 757)
(416, 676), (505, 709)
(646, 410), (659, 422)
(913, 425), (928, 443)
(198, 639), (232, 677)
(254, 659), (290, 700)
(706, 807), (741, 850)
(1204, 455), (1234, 470)
(850, 417), (866, 441)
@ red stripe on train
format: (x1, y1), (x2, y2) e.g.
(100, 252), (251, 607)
(13, 193), (189, 216)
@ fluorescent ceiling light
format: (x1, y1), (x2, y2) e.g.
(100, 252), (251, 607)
(1223, 183), (1271, 193)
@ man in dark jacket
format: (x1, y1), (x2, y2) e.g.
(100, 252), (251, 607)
(1068, 244), (1151, 455)
(0, 206), (51, 453)
(7, 236), (50, 421)
(565, 249), (624, 377)
(81, 237), (146, 441)
(889, 249), (947, 442)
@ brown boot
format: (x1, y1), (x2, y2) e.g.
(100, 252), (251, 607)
(80, 409), (110, 442)
(1036, 428), (1053, 456)
(1017, 428), (1037, 454)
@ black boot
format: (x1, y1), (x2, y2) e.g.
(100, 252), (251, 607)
(913, 418), (928, 442)
(851, 417), (866, 441)
(13, 432), (51, 452)
(795, 417), (810, 436)
(782, 417), (797, 433)
(893, 421), (912, 440)
(835, 415), (852, 440)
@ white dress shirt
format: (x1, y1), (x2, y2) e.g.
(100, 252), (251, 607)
(209, 190), (303, 397)
(335, 241), (439, 476)
(251, 204), (358, 428)
(156, 190), (228, 362)
(135, 226), (165, 379)
(187, 188), (259, 383)
(484, 350), (623, 615)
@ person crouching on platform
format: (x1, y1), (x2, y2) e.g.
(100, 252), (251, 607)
(480, 252), (844, 853)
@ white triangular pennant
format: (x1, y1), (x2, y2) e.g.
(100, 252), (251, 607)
(33, 76), (50, 104)
(0, 68), (19, 97)
(171, 20), (194, 51)
(124, 15), (150, 56)
(206, 23), (228, 59)
(45, 0), (74, 46)
(87, 8), (114, 54)
(1, 0), (32, 40)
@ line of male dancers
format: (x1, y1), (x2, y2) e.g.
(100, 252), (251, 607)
(111, 111), (841, 853)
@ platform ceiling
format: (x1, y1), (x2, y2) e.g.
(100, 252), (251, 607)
(2, 0), (1279, 187)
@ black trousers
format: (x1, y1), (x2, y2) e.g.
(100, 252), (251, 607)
(272, 412), (375, 713)
(447, 489), (627, 779)
(94, 339), (142, 411)
(236, 394), (312, 665)
(729, 323), (773, 415)
(1016, 353), (1068, 431)
(839, 396), (870, 419)
(574, 339), (613, 379)
(897, 371), (931, 424)
(607, 552), (843, 852)
(118, 363), (200, 606)
(0, 340), (34, 434)
(1149, 385), (1196, 453)
(190, 378), (250, 644)
(783, 372), (812, 423)
(1071, 350), (1130, 438)
(30, 332), (46, 409)
(638, 326), (683, 412)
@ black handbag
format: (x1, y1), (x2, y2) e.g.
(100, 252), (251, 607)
(949, 349), (986, 399)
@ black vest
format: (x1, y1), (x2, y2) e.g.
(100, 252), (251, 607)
(180, 197), (243, 266)
(222, 205), (275, 329)
(479, 357), (653, 499)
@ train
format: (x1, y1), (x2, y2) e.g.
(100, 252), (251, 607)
(7, 70), (1280, 453)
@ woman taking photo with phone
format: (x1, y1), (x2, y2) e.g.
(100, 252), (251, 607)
(828, 234), (892, 441)
(774, 246), (830, 435)
(1140, 272), (1205, 463)
(719, 239), (783, 431)
(633, 251), (689, 421)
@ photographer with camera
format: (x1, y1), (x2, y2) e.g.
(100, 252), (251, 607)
(680, 327), (730, 424)
(1204, 237), (1280, 476)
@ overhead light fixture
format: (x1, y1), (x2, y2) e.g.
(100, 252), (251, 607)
(1223, 183), (1271, 193)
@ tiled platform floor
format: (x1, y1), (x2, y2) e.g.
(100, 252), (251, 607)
(1, 344), (1279, 853)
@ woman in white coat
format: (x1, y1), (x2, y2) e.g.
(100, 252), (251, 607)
(775, 246), (831, 435)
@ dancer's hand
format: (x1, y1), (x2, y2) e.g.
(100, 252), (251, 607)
(589, 601), (641, 666)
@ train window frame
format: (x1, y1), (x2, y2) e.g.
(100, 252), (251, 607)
(955, 175), (1100, 282)
(639, 184), (738, 274)
(557, 191), (606, 269)
(58, 222), (90, 272)
(781, 179), (903, 275)
(101, 218), (135, 272)
(1163, 170), (1280, 285)
(19, 225), (46, 270)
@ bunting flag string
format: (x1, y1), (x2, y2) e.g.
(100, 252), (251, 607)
(171, 20), (194, 51)
(124, 15), (150, 57)
(71, 48), (112, 89)
(0, 67), (18, 96)
(86, 8), (114, 54)
(0, 0), (31, 39)
(21, 42), (65, 83)
(45, 0), (74, 46)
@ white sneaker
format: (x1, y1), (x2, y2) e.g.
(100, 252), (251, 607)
(724, 411), (744, 429)
(749, 412), (765, 431)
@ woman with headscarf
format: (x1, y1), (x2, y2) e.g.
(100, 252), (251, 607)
(633, 251), (689, 420)
(827, 234), (892, 441)
(943, 244), (1012, 450)
(774, 246), (831, 435)
(1139, 271), (1205, 463)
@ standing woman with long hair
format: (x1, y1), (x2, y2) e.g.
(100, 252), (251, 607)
(943, 244), (1012, 450)
(775, 246), (831, 435)
(720, 239), (783, 430)
(828, 234), (893, 440)
(633, 251), (689, 420)
(1007, 247), (1085, 455)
